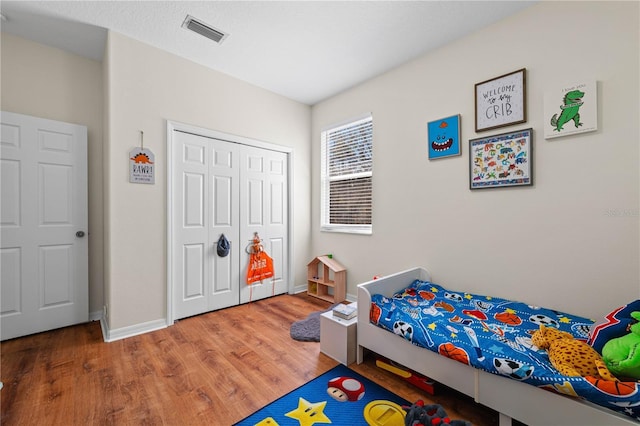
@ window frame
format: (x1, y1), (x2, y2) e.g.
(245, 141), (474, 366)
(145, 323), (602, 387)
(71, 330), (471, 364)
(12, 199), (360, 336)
(320, 113), (373, 235)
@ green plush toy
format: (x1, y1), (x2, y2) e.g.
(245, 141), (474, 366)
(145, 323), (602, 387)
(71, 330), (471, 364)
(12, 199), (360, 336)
(602, 311), (640, 380)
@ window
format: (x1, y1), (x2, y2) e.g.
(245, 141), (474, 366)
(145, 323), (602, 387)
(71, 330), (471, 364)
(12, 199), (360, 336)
(321, 114), (373, 234)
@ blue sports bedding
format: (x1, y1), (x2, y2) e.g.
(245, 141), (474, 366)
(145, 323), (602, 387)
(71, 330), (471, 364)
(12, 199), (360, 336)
(369, 279), (640, 421)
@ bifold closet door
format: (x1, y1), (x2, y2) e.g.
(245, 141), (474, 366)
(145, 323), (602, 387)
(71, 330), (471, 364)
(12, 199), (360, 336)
(172, 130), (288, 320)
(173, 132), (240, 319)
(239, 145), (288, 304)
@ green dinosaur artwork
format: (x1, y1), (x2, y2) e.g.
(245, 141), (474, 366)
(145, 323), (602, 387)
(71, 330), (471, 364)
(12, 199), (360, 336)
(550, 89), (584, 132)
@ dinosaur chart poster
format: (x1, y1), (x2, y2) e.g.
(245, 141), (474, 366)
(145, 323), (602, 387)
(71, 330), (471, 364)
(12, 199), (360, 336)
(544, 81), (597, 139)
(469, 128), (533, 189)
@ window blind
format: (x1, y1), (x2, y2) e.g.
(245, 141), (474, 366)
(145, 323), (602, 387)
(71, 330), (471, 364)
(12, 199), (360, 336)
(321, 114), (373, 234)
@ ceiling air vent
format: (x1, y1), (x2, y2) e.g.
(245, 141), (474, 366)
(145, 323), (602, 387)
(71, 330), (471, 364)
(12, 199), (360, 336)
(182, 15), (228, 44)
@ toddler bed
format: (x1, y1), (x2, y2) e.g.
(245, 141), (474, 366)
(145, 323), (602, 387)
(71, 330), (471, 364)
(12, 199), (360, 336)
(356, 267), (640, 426)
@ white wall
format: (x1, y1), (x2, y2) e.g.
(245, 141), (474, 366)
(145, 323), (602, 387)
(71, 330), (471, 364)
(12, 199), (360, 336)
(311, 1), (639, 319)
(1, 33), (105, 317)
(104, 32), (311, 330)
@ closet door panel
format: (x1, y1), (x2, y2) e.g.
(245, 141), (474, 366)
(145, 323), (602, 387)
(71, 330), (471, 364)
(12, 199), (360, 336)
(207, 141), (239, 311)
(172, 128), (288, 317)
(173, 133), (209, 318)
(239, 147), (288, 304)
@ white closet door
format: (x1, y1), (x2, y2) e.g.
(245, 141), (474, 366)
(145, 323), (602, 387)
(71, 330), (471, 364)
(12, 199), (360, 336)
(172, 131), (240, 319)
(239, 146), (288, 303)
(172, 129), (288, 320)
(208, 139), (241, 311)
(1, 111), (88, 340)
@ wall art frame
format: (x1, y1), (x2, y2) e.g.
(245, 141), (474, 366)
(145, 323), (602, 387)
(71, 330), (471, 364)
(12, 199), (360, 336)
(544, 80), (598, 139)
(475, 68), (526, 132)
(129, 147), (155, 184)
(427, 114), (461, 159)
(469, 128), (533, 190)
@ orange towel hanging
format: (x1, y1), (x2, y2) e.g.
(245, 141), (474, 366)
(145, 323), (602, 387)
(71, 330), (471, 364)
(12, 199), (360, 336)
(245, 232), (275, 301)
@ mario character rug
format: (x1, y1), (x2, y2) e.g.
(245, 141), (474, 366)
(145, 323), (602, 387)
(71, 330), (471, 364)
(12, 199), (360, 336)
(234, 364), (411, 426)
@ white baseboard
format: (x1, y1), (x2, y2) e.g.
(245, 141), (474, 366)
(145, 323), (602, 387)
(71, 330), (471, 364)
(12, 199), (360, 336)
(100, 317), (167, 342)
(291, 284), (307, 294)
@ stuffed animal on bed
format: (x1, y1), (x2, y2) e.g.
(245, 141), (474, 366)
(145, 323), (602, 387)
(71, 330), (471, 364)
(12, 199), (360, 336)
(531, 325), (618, 381)
(601, 311), (640, 380)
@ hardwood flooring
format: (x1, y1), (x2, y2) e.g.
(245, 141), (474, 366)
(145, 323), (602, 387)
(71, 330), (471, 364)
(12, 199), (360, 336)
(1, 293), (502, 425)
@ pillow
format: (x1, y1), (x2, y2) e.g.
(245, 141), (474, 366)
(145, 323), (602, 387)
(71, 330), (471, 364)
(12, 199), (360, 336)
(588, 300), (640, 353)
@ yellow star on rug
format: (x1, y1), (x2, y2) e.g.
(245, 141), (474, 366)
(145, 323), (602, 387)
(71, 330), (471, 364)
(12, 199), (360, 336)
(255, 417), (279, 426)
(285, 397), (331, 426)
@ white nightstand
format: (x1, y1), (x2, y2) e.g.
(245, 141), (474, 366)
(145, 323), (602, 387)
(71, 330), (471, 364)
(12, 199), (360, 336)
(320, 304), (357, 365)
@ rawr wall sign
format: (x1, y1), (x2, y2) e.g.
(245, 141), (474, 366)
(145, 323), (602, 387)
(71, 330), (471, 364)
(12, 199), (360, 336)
(129, 147), (155, 184)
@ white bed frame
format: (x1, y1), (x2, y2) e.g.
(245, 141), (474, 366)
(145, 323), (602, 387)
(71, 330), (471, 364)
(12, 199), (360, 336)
(357, 267), (638, 426)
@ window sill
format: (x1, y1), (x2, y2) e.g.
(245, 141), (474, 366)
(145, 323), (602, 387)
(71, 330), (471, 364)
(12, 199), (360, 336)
(321, 226), (372, 235)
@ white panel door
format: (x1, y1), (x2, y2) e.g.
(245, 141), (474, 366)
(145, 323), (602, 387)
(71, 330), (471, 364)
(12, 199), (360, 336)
(239, 146), (288, 304)
(172, 131), (240, 319)
(208, 139), (241, 311)
(171, 129), (289, 320)
(1, 111), (88, 340)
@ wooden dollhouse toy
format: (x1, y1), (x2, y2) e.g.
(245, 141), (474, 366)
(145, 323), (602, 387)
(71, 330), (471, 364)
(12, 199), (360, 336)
(307, 255), (346, 303)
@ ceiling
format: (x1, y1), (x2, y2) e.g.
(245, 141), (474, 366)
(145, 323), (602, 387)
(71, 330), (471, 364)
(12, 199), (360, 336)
(0, 1), (537, 105)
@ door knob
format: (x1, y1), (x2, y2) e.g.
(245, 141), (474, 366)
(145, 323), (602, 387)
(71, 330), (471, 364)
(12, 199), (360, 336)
(76, 231), (85, 238)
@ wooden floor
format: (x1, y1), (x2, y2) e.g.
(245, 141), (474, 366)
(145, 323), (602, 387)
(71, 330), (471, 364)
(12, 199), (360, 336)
(1, 293), (502, 425)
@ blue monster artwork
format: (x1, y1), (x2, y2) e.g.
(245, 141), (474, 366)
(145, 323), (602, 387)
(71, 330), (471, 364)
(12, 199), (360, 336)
(427, 114), (461, 159)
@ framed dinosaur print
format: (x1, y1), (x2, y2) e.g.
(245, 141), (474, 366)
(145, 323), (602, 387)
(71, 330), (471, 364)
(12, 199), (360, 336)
(469, 128), (533, 190)
(544, 80), (598, 139)
(475, 68), (526, 132)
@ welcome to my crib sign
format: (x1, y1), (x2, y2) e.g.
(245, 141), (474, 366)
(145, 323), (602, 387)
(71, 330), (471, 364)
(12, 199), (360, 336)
(475, 68), (526, 133)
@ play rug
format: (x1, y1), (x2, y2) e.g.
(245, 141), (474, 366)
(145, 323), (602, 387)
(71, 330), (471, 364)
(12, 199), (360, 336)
(234, 364), (411, 426)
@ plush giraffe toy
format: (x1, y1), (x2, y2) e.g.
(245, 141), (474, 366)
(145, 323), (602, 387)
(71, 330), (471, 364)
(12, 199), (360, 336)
(531, 324), (618, 381)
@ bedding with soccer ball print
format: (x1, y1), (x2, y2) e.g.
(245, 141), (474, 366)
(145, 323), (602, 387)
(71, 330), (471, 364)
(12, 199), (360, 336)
(369, 280), (640, 421)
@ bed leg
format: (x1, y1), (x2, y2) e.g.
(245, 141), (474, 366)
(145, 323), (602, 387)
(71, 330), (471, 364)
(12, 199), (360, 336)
(498, 412), (512, 426)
